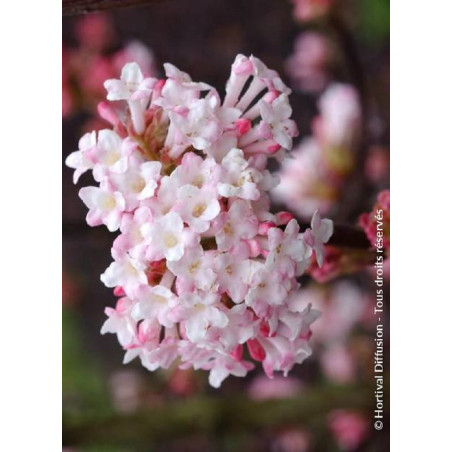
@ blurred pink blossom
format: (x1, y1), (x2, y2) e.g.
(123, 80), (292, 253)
(113, 41), (158, 78)
(365, 146), (390, 183)
(167, 368), (199, 397)
(272, 83), (361, 219)
(289, 281), (367, 345)
(313, 83), (361, 151)
(74, 13), (114, 52)
(328, 410), (369, 451)
(272, 138), (335, 218)
(291, 0), (335, 22)
(359, 190), (390, 252)
(248, 375), (302, 400)
(109, 369), (144, 413)
(320, 343), (356, 383)
(285, 32), (332, 93)
(273, 429), (311, 452)
(308, 245), (374, 283)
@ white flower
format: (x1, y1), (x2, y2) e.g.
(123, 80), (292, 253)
(259, 94), (298, 149)
(100, 254), (148, 295)
(178, 292), (229, 343)
(141, 211), (190, 262)
(111, 160), (162, 210)
(213, 199), (259, 251)
(91, 131), (137, 182)
(104, 62), (156, 102)
(217, 148), (262, 200)
(79, 185), (126, 232)
(131, 285), (178, 327)
(176, 184), (220, 233)
(267, 220), (312, 269)
(303, 210), (334, 266)
(65, 131), (97, 184)
(214, 249), (251, 303)
(100, 297), (137, 347)
(166, 245), (217, 292)
(104, 62), (157, 134)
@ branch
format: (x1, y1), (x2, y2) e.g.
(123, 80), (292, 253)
(62, 0), (158, 15)
(63, 383), (379, 446)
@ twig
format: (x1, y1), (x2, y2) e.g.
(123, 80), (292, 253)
(62, 0), (158, 15)
(63, 383), (380, 446)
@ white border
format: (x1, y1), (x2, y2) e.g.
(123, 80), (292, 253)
(1, 0), (451, 448)
(0, 1), (61, 448)
(391, 0), (452, 448)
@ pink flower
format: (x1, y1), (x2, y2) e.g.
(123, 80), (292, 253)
(66, 55), (333, 387)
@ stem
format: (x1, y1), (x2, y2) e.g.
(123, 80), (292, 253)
(63, 0), (157, 15)
(327, 12), (374, 223)
(327, 12), (367, 106)
(63, 382), (382, 446)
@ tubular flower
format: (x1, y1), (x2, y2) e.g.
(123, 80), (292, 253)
(66, 55), (333, 387)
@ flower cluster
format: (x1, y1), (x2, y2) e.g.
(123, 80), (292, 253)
(66, 55), (333, 387)
(272, 83), (361, 218)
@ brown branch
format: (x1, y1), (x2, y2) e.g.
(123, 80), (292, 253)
(63, 382), (380, 446)
(62, 0), (159, 15)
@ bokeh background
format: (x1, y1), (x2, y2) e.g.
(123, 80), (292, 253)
(62, 0), (390, 450)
